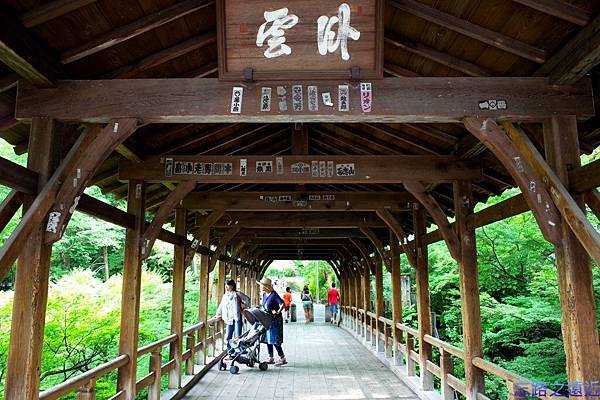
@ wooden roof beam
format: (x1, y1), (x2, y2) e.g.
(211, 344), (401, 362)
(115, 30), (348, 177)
(383, 62), (422, 77)
(390, 0), (547, 63)
(512, 0), (590, 26)
(385, 32), (494, 77)
(534, 14), (600, 84)
(0, 9), (64, 86)
(60, 0), (214, 64)
(21, 0), (97, 28)
(209, 212), (387, 229)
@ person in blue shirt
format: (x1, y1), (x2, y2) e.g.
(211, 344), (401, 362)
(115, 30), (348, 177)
(257, 277), (287, 366)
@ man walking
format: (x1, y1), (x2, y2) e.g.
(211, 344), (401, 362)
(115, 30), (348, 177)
(327, 282), (340, 324)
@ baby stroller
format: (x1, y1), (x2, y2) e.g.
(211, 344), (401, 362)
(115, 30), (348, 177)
(218, 307), (272, 374)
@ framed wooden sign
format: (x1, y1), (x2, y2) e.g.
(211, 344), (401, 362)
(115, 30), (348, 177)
(217, 0), (383, 81)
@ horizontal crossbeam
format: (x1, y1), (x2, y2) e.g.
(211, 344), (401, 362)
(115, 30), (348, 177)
(119, 155), (482, 183)
(205, 212), (386, 229)
(15, 77), (594, 123)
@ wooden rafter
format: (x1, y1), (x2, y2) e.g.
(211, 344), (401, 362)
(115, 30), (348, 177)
(60, 0), (214, 64)
(512, 0), (590, 26)
(534, 14), (600, 84)
(0, 190), (22, 233)
(141, 181), (197, 259)
(403, 181), (461, 262)
(45, 119), (139, 243)
(21, 0), (97, 28)
(375, 208), (417, 268)
(390, 0), (547, 63)
(585, 190), (600, 220)
(16, 78), (594, 123)
(360, 227), (391, 272)
(501, 121), (600, 266)
(208, 226), (241, 272)
(464, 118), (562, 246)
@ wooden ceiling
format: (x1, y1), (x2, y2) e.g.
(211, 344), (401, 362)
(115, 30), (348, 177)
(0, 0), (598, 261)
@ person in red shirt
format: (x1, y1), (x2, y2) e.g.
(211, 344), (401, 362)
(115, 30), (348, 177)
(282, 287), (292, 323)
(327, 282), (340, 324)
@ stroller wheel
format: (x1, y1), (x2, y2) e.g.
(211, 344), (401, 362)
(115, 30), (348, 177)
(259, 362), (269, 371)
(219, 361), (227, 371)
(230, 365), (240, 374)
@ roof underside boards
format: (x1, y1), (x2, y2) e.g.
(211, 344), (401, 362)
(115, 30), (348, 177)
(0, 0), (598, 259)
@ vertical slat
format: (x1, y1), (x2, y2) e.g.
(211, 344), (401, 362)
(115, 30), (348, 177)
(76, 378), (96, 400)
(440, 349), (454, 400)
(543, 116), (600, 391)
(414, 206), (434, 390)
(197, 229), (210, 365)
(454, 180), (485, 399)
(390, 229), (404, 366)
(148, 350), (162, 400)
(185, 333), (195, 375)
(168, 208), (186, 389)
(117, 180), (146, 400)
(5, 117), (56, 400)
(405, 334), (415, 376)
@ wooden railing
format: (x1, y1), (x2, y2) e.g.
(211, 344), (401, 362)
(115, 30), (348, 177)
(340, 306), (563, 400)
(38, 317), (223, 400)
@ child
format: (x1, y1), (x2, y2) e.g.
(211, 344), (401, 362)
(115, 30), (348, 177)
(282, 287), (292, 323)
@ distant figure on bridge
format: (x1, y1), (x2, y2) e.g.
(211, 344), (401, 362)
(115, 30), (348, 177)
(215, 279), (243, 352)
(328, 282), (340, 324)
(301, 285), (313, 323)
(282, 287), (292, 323)
(258, 277), (287, 366)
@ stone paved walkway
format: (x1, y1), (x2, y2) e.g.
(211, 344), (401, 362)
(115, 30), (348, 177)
(182, 321), (419, 400)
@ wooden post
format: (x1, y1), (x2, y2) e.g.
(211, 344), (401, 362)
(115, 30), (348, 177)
(217, 259), (226, 350)
(374, 255), (384, 352)
(362, 260), (371, 342)
(77, 378), (96, 400)
(405, 334), (415, 376)
(440, 349), (454, 400)
(414, 206), (434, 391)
(543, 116), (600, 392)
(454, 180), (485, 399)
(230, 263), (238, 285)
(390, 229), (403, 366)
(148, 350), (162, 400)
(185, 333), (195, 375)
(117, 180), (146, 400)
(197, 229), (210, 365)
(354, 273), (361, 335)
(169, 208), (186, 389)
(5, 118), (57, 400)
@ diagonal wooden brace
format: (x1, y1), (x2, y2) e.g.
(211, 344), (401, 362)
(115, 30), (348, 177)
(45, 118), (139, 243)
(403, 181), (462, 262)
(376, 208), (418, 268)
(501, 121), (600, 266)
(464, 117), (562, 246)
(360, 227), (392, 272)
(0, 190), (22, 233)
(184, 209), (225, 267)
(141, 181), (197, 259)
(208, 226), (241, 272)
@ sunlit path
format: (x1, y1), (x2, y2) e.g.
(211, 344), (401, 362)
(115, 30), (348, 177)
(182, 322), (418, 400)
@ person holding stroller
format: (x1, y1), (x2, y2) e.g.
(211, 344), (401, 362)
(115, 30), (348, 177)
(215, 279), (243, 353)
(301, 285), (313, 323)
(258, 277), (287, 366)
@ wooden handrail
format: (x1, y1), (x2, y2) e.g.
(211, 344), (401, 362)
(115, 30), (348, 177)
(137, 333), (178, 357)
(471, 357), (525, 383)
(396, 322), (418, 336)
(182, 321), (204, 335)
(39, 354), (129, 400)
(423, 334), (465, 359)
(378, 316), (393, 325)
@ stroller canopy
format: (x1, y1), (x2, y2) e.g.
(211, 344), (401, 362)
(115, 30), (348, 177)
(243, 307), (272, 330)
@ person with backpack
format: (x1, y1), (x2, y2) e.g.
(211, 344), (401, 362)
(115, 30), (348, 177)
(301, 285), (313, 323)
(215, 279), (244, 352)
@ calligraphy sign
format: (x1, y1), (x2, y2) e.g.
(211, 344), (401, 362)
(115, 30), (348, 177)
(217, 0), (383, 80)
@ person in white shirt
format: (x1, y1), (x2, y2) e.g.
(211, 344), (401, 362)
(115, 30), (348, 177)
(215, 279), (243, 352)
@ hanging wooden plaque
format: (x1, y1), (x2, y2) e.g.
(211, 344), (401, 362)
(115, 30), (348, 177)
(217, 0), (383, 81)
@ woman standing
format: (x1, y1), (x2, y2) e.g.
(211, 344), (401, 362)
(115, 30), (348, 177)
(215, 279), (243, 352)
(301, 285), (313, 323)
(257, 277), (287, 366)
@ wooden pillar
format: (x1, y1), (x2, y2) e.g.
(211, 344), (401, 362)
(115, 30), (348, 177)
(239, 267), (246, 295)
(5, 118), (57, 400)
(169, 208), (186, 389)
(374, 256), (384, 352)
(354, 273), (361, 335)
(362, 260), (371, 341)
(414, 206), (433, 391)
(231, 263), (238, 284)
(543, 116), (600, 391)
(390, 229), (403, 366)
(217, 259), (226, 350)
(197, 230), (210, 365)
(454, 181), (484, 399)
(117, 180), (146, 400)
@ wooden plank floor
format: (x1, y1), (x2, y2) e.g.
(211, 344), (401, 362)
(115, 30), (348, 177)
(182, 321), (419, 400)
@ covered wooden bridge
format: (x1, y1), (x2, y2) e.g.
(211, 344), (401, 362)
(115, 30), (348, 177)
(0, 0), (599, 399)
